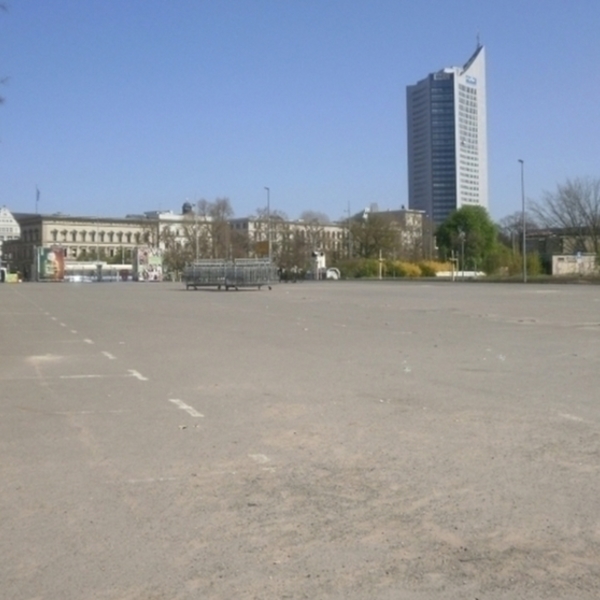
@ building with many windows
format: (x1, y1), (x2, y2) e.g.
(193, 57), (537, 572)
(406, 44), (488, 224)
(350, 206), (432, 260)
(4, 213), (155, 279)
(0, 206), (21, 264)
(228, 215), (348, 266)
(3, 206), (430, 279)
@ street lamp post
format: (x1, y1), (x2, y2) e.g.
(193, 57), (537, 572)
(346, 201), (352, 259)
(519, 159), (527, 283)
(264, 186), (271, 263)
(195, 200), (199, 262)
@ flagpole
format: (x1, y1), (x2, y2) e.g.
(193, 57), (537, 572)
(36, 186), (40, 214)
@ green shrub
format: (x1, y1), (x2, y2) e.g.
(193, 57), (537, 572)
(384, 260), (421, 278)
(335, 258), (379, 278)
(527, 253), (543, 276)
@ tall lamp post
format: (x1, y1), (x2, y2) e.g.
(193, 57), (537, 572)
(264, 186), (271, 263)
(194, 199), (199, 262)
(519, 159), (527, 283)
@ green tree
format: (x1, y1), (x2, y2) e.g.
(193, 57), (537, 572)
(436, 206), (498, 273)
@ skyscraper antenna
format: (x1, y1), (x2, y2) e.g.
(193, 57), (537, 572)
(476, 32), (481, 49)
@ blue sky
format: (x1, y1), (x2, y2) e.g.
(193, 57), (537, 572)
(1, 0), (599, 222)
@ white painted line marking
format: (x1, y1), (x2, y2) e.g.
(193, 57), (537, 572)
(59, 322), (67, 327)
(129, 369), (149, 381)
(127, 477), (178, 484)
(70, 330), (77, 334)
(249, 454), (270, 464)
(55, 409), (130, 415)
(102, 351), (116, 360)
(27, 354), (63, 364)
(84, 339), (94, 345)
(51, 317), (57, 321)
(169, 398), (204, 417)
(5, 373), (138, 382)
(559, 413), (584, 422)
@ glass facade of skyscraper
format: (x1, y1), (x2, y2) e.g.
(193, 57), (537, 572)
(430, 73), (457, 224)
(406, 46), (488, 225)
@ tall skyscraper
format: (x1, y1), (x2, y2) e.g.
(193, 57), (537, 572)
(406, 44), (488, 224)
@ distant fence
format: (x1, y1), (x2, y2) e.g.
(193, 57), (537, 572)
(64, 263), (133, 282)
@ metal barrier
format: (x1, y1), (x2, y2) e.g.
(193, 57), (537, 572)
(183, 259), (278, 290)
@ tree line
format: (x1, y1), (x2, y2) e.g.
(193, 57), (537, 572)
(78, 176), (600, 277)
(437, 177), (600, 276)
(156, 200), (349, 274)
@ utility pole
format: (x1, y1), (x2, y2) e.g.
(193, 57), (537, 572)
(195, 200), (199, 262)
(519, 159), (527, 283)
(264, 187), (271, 263)
(458, 229), (466, 281)
(346, 201), (352, 258)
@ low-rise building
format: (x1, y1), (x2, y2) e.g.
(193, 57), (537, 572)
(228, 216), (347, 266)
(527, 228), (600, 274)
(3, 204), (432, 279)
(350, 206), (432, 260)
(5, 213), (154, 279)
(0, 206), (21, 264)
(552, 254), (597, 276)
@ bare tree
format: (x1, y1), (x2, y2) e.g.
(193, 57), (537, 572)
(157, 205), (214, 269)
(0, 77), (7, 106)
(252, 207), (288, 260)
(497, 211), (538, 252)
(530, 178), (600, 255)
(299, 210), (330, 224)
(349, 213), (397, 259)
(139, 218), (160, 247)
(203, 198), (234, 258)
(301, 219), (324, 253)
(230, 228), (251, 259)
(160, 221), (202, 272)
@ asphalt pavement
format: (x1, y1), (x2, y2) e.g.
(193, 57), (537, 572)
(1, 280), (599, 599)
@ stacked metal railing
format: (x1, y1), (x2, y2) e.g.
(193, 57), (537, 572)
(183, 259), (277, 290)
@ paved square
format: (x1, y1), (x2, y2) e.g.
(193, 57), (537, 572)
(1, 281), (599, 599)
